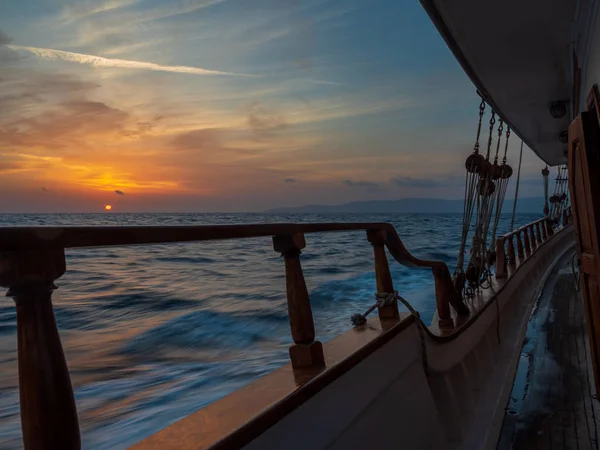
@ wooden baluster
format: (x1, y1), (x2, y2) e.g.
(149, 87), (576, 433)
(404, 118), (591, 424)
(535, 222), (543, 244)
(273, 234), (324, 369)
(516, 231), (524, 261)
(541, 220), (548, 241)
(0, 248), (81, 450)
(523, 227), (531, 254)
(507, 236), (516, 266)
(546, 218), (554, 237)
(495, 238), (507, 279)
(529, 226), (537, 251)
(431, 266), (456, 329)
(366, 229), (400, 322)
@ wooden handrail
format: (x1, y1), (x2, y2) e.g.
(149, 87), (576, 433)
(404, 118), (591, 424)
(0, 221), (470, 448)
(0, 223), (397, 250)
(380, 226), (470, 321)
(495, 217), (553, 280)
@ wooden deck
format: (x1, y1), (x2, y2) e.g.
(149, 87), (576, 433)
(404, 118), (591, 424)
(498, 252), (600, 449)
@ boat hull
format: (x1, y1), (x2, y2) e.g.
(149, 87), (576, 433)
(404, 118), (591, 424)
(241, 226), (575, 450)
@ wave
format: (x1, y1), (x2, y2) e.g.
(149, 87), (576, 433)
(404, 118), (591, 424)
(118, 309), (289, 357)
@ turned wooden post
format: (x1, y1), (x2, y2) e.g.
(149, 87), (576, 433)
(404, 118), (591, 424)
(535, 222), (543, 244)
(541, 220), (548, 240)
(273, 234), (324, 369)
(495, 238), (507, 279)
(431, 266), (456, 329)
(546, 218), (554, 237)
(523, 227), (531, 254)
(366, 229), (400, 321)
(507, 236), (516, 266)
(0, 248), (80, 450)
(516, 232), (524, 260)
(529, 226), (537, 251)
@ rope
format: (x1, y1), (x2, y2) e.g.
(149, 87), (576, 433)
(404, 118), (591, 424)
(555, 165), (569, 224)
(455, 100), (486, 276)
(489, 127), (512, 250)
(510, 140), (524, 231)
(351, 291), (429, 376)
(468, 111), (497, 290)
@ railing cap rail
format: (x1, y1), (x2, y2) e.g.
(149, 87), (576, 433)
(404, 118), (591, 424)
(500, 217), (548, 240)
(0, 223), (393, 251)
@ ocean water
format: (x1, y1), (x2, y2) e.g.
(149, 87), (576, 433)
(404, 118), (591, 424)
(0, 212), (538, 449)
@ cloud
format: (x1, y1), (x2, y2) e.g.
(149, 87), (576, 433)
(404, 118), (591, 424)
(343, 179), (379, 188)
(247, 102), (286, 138)
(0, 30), (11, 46)
(284, 178), (297, 183)
(172, 129), (219, 150)
(11, 45), (251, 77)
(0, 30), (20, 63)
(59, 0), (141, 23)
(114, 190), (125, 195)
(1, 99), (131, 150)
(0, 161), (22, 173)
(41, 187), (49, 192)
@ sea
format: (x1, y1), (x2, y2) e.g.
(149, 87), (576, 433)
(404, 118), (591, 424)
(0, 212), (538, 449)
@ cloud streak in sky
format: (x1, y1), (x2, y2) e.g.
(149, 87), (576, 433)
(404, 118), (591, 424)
(11, 45), (251, 77)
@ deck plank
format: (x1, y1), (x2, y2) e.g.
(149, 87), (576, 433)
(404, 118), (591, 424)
(498, 256), (600, 450)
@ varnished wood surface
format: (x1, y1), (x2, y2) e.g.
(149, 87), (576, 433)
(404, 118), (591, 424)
(496, 218), (552, 283)
(0, 221), (469, 324)
(0, 223), (393, 250)
(569, 112), (600, 394)
(1, 248), (80, 450)
(498, 259), (600, 450)
(12, 286), (81, 450)
(132, 315), (413, 450)
(367, 229), (400, 320)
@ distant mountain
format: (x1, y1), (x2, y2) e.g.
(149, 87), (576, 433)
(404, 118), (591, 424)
(265, 197), (546, 214)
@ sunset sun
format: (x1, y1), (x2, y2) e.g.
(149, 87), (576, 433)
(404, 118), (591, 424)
(104, 205), (112, 211)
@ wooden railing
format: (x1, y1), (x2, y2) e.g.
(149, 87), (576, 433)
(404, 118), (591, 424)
(0, 222), (469, 449)
(495, 217), (554, 279)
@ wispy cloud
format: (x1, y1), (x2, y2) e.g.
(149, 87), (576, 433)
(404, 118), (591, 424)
(114, 189), (125, 195)
(59, 0), (141, 23)
(284, 178), (297, 183)
(11, 45), (251, 77)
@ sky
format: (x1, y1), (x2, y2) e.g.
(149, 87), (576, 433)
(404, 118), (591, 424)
(0, 0), (554, 213)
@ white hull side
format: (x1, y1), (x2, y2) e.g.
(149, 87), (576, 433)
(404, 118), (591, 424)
(243, 226), (575, 450)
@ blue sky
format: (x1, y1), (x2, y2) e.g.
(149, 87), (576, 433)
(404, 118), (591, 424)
(0, 0), (550, 212)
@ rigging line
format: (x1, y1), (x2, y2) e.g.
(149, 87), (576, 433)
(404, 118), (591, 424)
(485, 122), (506, 248)
(510, 140), (524, 232)
(456, 100), (486, 274)
(472, 113), (500, 286)
(471, 110), (496, 275)
(490, 127), (512, 248)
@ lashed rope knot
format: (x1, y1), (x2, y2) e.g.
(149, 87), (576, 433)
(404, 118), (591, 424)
(376, 291), (400, 307)
(351, 291), (397, 326)
(351, 290), (420, 324)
